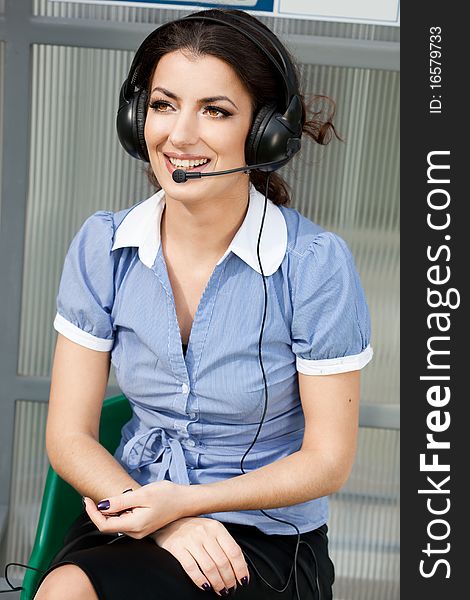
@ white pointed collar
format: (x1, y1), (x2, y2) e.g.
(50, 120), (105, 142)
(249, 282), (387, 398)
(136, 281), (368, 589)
(111, 184), (287, 276)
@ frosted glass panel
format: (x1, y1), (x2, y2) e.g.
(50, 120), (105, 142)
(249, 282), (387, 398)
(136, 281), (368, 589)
(2, 401), (49, 583)
(19, 44), (152, 378)
(329, 428), (400, 599)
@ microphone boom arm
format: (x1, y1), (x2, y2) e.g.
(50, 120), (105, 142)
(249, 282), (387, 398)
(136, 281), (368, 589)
(172, 159), (288, 183)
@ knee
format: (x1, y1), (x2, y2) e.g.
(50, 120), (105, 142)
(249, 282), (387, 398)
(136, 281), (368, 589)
(34, 563), (98, 600)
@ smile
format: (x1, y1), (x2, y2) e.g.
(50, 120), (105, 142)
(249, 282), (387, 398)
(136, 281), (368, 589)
(169, 157), (209, 168)
(164, 155), (212, 174)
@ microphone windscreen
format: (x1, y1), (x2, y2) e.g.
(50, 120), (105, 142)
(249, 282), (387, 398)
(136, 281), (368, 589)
(172, 169), (187, 183)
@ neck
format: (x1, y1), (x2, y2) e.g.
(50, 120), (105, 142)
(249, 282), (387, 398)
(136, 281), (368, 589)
(161, 183), (250, 263)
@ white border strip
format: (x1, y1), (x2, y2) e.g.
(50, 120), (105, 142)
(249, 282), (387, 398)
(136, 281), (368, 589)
(297, 345), (373, 375)
(53, 312), (114, 352)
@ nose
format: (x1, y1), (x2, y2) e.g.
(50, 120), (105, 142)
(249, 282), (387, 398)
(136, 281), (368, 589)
(168, 108), (199, 148)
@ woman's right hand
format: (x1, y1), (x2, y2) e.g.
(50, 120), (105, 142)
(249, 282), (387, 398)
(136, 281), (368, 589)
(149, 517), (250, 596)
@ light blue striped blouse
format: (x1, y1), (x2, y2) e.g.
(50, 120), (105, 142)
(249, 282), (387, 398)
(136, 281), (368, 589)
(53, 183), (373, 534)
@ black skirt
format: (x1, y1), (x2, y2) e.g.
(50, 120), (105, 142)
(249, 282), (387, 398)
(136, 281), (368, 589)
(34, 510), (335, 599)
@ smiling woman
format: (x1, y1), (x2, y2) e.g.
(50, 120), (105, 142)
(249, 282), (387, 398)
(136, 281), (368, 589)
(34, 7), (372, 600)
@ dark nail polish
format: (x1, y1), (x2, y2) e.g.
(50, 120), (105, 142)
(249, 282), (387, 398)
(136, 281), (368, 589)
(228, 586), (236, 595)
(97, 500), (110, 510)
(202, 583), (211, 591)
(81, 496), (86, 509)
(241, 576), (249, 586)
(220, 588), (230, 597)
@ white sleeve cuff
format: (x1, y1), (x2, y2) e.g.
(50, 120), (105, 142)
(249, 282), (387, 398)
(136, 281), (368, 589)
(296, 345), (373, 375)
(53, 312), (114, 352)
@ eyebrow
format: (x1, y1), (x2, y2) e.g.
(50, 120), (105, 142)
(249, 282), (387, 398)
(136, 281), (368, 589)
(151, 86), (239, 110)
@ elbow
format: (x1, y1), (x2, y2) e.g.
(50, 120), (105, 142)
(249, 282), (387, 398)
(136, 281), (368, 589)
(45, 434), (73, 484)
(45, 428), (91, 473)
(330, 454), (357, 493)
(45, 417), (68, 467)
(315, 450), (356, 495)
(45, 424), (58, 467)
(328, 467), (353, 494)
(45, 430), (64, 473)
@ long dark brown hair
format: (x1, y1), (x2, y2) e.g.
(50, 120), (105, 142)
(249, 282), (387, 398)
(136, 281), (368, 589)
(136, 8), (340, 206)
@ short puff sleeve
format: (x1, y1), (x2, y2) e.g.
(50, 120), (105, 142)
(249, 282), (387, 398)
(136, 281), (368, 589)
(291, 232), (373, 375)
(53, 211), (116, 351)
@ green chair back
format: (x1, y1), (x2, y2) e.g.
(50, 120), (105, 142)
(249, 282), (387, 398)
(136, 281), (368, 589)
(20, 394), (132, 600)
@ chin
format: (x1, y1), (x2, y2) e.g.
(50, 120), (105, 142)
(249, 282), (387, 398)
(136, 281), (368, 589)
(159, 175), (210, 200)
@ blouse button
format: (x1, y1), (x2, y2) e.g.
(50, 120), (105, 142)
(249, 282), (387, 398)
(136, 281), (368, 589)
(181, 383), (189, 394)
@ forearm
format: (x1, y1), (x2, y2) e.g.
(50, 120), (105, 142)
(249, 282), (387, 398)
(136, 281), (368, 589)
(182, 449), (347, 517)
(47, 432), (141, 503)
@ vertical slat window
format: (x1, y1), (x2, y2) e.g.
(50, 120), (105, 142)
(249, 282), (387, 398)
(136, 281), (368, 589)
(18, 44), (152, 378)
(3, 401), (49, 584)
(329, 428), (400, 599)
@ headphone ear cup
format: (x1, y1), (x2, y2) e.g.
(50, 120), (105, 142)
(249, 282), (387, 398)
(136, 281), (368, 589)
(135, 88), (149, 162)
(116, 84), (149, 162)
(245, 104), (276, 165)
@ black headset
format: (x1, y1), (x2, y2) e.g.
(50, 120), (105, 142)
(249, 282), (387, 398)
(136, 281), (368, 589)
(116, 9), (303, 170)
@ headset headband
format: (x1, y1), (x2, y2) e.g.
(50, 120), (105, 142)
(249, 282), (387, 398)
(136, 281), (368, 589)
(117, 10), (303, 165)
(122, 11), (299, 113)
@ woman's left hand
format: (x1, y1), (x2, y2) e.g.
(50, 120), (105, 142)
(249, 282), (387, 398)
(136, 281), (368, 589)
(83, 480), (189, 539)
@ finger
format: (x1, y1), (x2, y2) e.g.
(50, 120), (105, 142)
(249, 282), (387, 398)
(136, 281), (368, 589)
(173, 548), (219, 594)
(199, 537), (239, 594)
(83, 497), (139, 535)
(216, 532), (250, 588)
(96, 489), (141, 514)
(121, 488), (134, 514)
(183, 545), (228, 596)
(83, 497), (118, 531)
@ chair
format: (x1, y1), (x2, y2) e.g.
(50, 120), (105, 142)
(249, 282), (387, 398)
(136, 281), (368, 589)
(20, 394), (132, 600)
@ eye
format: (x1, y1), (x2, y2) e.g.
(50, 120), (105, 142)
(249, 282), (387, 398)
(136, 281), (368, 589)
(148, 99), (173, 113)
(203, 105), (232, 119)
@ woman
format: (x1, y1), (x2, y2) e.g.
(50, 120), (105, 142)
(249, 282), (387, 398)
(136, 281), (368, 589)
(34, 8), (372, 600)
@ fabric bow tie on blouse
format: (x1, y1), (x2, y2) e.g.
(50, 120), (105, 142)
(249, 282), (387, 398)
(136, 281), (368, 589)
(121, 426), (190, 486)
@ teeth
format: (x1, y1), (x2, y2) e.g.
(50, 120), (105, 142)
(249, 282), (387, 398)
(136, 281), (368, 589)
(168, 157), (209, 168)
